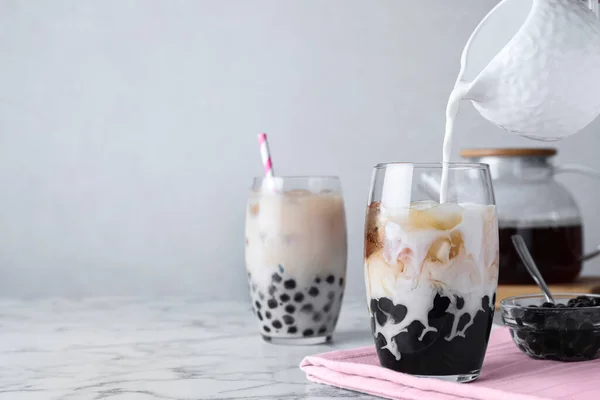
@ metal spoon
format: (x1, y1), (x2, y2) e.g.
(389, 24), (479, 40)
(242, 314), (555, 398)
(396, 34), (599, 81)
(511, 234), (555, 304)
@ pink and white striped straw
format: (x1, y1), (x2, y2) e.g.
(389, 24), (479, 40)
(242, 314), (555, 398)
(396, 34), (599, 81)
(258, 133), (275, 177)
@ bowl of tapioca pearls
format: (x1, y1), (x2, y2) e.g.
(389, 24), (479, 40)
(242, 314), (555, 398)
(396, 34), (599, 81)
(501, 294), (600, 361)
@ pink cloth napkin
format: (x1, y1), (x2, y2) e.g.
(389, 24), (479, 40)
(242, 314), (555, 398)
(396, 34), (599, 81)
(300, 327), (600, 400)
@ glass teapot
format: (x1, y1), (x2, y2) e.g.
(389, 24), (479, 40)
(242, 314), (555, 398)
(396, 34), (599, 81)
(460, 148), (600, 284)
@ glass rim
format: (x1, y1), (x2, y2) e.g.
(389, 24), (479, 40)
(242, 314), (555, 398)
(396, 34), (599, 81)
(373, 162), (490, 170)
(252, 175), (340, 181)
(500, 293), (600, 310)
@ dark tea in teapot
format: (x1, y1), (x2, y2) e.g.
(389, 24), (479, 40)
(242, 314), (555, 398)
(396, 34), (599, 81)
(498, 222), (583, 284)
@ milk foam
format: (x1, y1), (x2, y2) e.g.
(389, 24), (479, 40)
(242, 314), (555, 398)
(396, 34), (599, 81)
(245, 191), (347, 287)
(365, 201), (499, 360)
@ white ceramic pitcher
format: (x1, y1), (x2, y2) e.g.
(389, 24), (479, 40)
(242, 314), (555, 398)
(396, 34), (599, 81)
(455, 0), (600, 141)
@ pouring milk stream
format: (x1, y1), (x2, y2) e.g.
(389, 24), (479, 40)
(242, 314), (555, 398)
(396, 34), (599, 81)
(440, 0), (600, 203)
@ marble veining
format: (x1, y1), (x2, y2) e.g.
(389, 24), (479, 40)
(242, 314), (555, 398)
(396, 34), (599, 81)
(0, 297), (382, 399)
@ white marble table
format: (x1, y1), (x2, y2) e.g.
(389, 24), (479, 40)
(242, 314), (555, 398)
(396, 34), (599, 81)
(0, 297), (385, 400)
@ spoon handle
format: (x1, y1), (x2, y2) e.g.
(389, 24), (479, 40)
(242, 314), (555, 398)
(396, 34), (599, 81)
(511, 235), (555, 304)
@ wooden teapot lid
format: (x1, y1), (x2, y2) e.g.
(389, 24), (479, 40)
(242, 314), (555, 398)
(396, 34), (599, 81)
(460, 148), (557, 158)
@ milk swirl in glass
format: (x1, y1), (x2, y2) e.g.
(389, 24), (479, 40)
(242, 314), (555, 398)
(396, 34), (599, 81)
(365, 163), (498, 382)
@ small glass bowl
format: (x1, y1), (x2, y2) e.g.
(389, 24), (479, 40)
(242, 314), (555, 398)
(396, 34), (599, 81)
(501, 293), (600, 361)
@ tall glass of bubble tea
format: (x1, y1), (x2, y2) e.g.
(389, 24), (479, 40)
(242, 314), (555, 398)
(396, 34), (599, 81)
(245, 176), (347, 344)
(364, 163), (499, 382)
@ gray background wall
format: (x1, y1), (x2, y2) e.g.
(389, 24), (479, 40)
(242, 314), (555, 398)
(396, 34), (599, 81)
(1, 0), (599, 299)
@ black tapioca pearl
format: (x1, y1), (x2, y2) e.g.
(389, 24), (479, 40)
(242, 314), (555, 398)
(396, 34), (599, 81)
(378, 297), (407, 323)
(370, 299), (386, 325)
(327, 291), (335, 300)
(572, 338), (589, 354)
(308, 287), (319, 297)
(318, 326), (327, 334)
(566, 317), (578, 330)
(492, 292), (496, 306)
(323, 303), (332, 313)
(280, 293), (290, 303)
(339, 277), (344, 286)
(428, 294), (451, 320)
(455, 296), (465, 310)
(577, 335), (594, 352)
(294, 292), (304, 303)
(564, 347), (577, 358)
(568, 299), (578, 307)
(268, 285), (277, 296)
(378, 298), (394, 310)
(282, 315), (295, 325)
(326, 275), (335, 284)
(374, 331), (387, 349)
(511, 308), (525, 319)
(544, 335), (561, 350)
(257, 311), (263, 321)
(288, 326), (297, 334)
(313, 312), (323, 322)
(457, 313), (471, 331)
(303, 329), (314, 337)
(315, 277), (321, 284)
(272, 320), (282, 329)
(284, 279), (296, 289)
(259, 292), (265, 301)
(580, 322), (595, 331)
(271, 273), (282, 283)
(393, 320), (439, 354)
(263, 325), (271, 333)
(544, 317), (561, 330)
(583, 344), (599, 359)
(300, 304), (314, 313)
(481, 295), (491, 311)
(528, 341), (542, 355)
(522, 310), (544, 326)
(373, 308), (387, 326)
(285, 304), (296, 314)
(561, 330), (577, 344)
(255, 301), (262, 310)
(267, 299), (278, 309)
(378, 297), (394, 314)
(370, 299), (378, 312)
(265, 311), (272, 319)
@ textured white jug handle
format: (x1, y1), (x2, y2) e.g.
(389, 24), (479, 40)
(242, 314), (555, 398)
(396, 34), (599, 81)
(553, 163), (600, 261)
